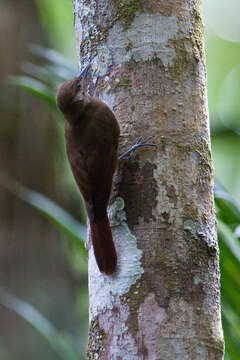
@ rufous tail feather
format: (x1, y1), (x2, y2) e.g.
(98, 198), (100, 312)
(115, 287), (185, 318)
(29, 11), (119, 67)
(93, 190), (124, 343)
(90, 212), (117, 274)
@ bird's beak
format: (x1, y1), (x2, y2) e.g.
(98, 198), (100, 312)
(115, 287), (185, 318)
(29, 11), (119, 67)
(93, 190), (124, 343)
(78, 63), (91, 80)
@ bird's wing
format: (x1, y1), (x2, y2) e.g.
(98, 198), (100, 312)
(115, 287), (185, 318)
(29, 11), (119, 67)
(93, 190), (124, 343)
(67, 144), (117, 219)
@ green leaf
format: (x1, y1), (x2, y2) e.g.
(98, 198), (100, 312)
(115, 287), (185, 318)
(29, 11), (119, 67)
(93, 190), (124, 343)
(0, 174), (87, 258)
(218, 222), (240, 359)
(222, 305), (240, 360)
(218, 222), (240, 263)
(0, 289), (80, 360)
(23, 62), (72, 84)
(29, 44), (77, 78)
(215, 180), (240, 231)
(8, 76), (57, 110)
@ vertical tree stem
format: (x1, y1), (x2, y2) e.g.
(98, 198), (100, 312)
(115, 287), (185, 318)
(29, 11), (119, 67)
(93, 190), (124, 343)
(72, 0), (224, 358)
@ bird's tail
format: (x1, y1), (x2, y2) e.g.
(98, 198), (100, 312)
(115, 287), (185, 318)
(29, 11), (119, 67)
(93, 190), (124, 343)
(90, 212), (117, 275)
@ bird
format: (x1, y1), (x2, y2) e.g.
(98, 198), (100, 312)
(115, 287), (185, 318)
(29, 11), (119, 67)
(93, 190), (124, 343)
(56, 64), (120, 275)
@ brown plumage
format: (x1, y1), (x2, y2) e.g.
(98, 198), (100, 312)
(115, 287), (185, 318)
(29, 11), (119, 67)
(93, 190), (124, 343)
(56, 69), (120, 275)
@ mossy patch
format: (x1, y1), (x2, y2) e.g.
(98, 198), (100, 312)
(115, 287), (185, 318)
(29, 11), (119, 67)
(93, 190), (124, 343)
(169, 38), (197, 81)
(183, 201), (200, 221)
(168, 6), (204, 80)
(123, 279), (147, 338)
(119, 76), (133, 87)
(115, 0), (144, 29)
(191, 7), (204, 61)
(127, 56), (138, 69)
(125, 40), (133, 51)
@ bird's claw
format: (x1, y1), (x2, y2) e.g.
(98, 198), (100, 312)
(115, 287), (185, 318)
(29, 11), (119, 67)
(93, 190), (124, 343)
(119, 136), (157, 159)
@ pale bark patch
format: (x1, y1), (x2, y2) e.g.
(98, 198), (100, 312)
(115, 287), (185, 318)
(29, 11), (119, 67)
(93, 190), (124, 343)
(88, 198), (144, 320)
(137, 293), (168, 360)
(107, 13), (178, 66)
(99, 301), (139, 360)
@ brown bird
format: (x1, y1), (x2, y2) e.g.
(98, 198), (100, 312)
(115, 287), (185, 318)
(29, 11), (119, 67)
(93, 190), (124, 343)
(56, 64), (120, 275)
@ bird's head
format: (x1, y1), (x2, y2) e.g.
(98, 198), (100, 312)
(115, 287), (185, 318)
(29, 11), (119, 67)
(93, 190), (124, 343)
(56, 63), (91, 117)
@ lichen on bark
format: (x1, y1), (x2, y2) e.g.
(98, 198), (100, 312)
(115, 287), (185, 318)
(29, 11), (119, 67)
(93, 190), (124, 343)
(87, 317), (106, 359)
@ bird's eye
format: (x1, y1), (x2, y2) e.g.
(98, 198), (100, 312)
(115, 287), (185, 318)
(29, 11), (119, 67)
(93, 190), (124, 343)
(76, 82), (81, 89)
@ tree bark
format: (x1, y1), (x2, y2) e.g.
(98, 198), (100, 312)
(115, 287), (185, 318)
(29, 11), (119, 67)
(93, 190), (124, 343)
(72, 0), (224, 359)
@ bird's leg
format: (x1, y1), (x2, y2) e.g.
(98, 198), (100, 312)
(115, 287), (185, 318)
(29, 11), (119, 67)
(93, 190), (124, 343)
(119, 136), (157, 160)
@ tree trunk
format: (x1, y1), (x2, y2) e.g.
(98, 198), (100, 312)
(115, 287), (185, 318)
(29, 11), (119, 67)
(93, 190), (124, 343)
(72, 0), (224, 359)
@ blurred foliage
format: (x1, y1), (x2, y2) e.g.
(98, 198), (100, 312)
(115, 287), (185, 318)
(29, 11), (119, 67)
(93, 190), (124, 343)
(0, 289), (84, 360)
(34, 0), (77, 60)
(9, 44), (77, 114)
(203, 0), (240, 204)
(0, 173), (87, 256)
(203, 3), (240, 355)
(216, 184), (240, 359)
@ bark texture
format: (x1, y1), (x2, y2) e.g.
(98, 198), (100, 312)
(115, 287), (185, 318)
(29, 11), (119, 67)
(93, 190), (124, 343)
(72, 0), (224, 359)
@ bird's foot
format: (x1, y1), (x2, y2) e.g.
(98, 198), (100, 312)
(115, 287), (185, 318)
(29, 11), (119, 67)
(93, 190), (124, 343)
(119, 136), (157, 160)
